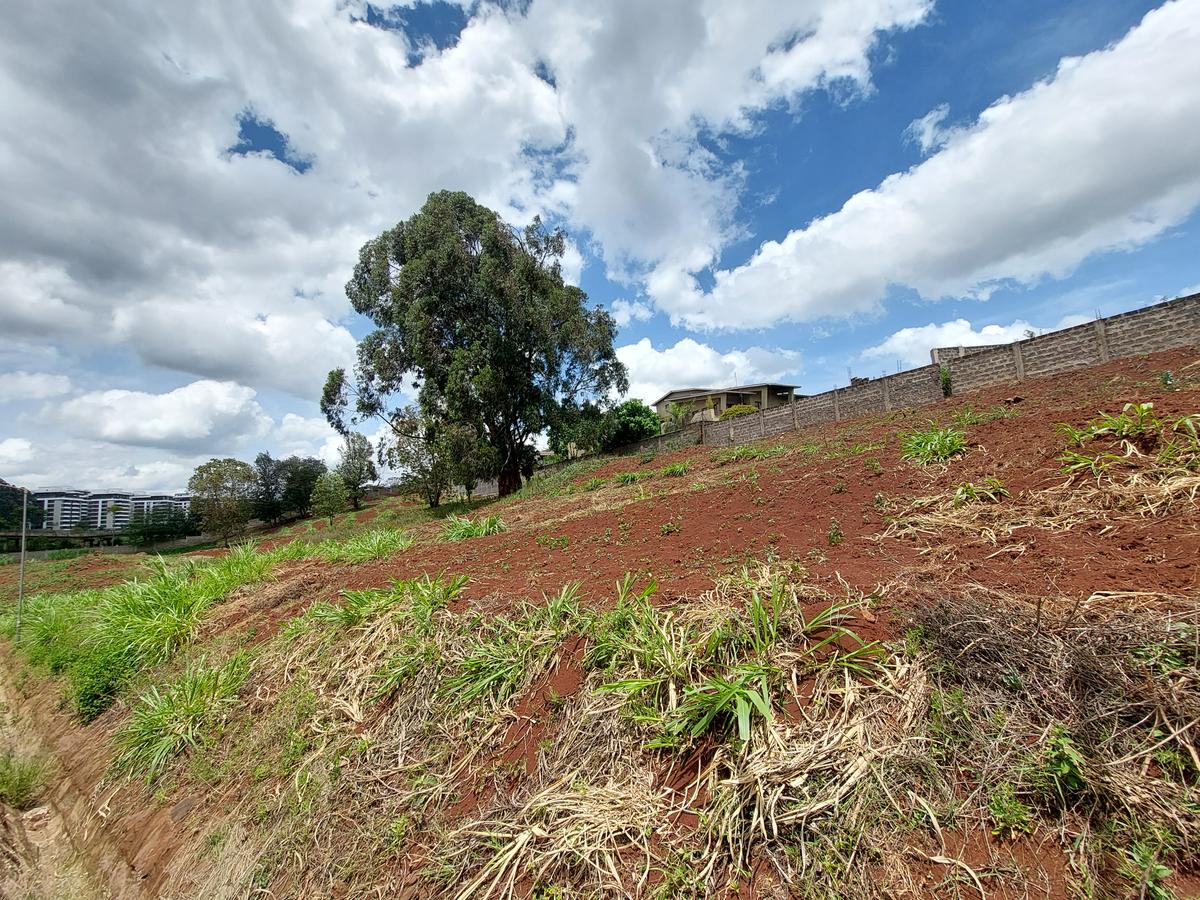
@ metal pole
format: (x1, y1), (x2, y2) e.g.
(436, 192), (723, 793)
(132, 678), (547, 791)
(16, 488), (28, 643)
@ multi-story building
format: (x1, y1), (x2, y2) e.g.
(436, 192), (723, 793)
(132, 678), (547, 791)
(32, 489), (191, 531)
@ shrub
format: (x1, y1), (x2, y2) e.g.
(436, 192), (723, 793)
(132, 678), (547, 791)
(660, 462), (689, 477)
(899, 425), (967, 464)
(113, 653), (250, 783)
(0, 751), (47, 809)
(439, 514), (506, 542)
(719, 404), (758, 421)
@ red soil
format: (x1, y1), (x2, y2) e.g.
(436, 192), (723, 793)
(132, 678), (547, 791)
(6, 347), (1199, 899)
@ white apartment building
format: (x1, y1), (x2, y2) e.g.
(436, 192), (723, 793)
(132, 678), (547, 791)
(33, 489), (191, 531)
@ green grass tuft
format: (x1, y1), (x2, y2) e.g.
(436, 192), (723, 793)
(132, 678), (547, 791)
(439, 515), (506, 542)
(899, 425), (967, 464)
(112, 653), (250, 783)
(0, 751), (47, 809)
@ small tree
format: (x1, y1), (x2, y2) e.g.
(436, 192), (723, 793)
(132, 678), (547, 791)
(336, 432), (378, 510)
(311, 472), (349, 525)
(188, 458), (256, 546)
(281, 456), (327, 518)
(603, 399), (661, 449)
(252, 452), (286, 524)
(385, 409), (455, 508)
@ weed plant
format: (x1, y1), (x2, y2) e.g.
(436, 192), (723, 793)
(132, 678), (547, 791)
(3, 545), (279, 719)
(439, 515), (506, 542)
(660, 462), (689, 477)
(0, 751), (47, 809)
(113, 652), (251, 783)
(951, 476), (1009, 506)
(899, 424), (967, 464)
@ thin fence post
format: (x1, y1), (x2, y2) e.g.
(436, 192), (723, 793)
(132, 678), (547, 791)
(16, 488), (28, 643)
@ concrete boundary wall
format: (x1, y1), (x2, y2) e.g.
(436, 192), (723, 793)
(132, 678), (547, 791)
(935, 293), (1200, 395)
(525, 293), (1200, 483)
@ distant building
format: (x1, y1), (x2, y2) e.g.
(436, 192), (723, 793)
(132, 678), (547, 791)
(32, 488), (191, 531)
(653, 383), (800, 424)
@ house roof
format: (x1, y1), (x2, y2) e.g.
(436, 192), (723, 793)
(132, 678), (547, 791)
(652, 382), (799, 407)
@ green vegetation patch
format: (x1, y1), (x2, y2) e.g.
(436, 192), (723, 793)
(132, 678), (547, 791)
(3, 543), (280, 719)
(899, 424), (967, 464)
(0, 750), (47, 809)
(439, 514), (506, 542)
(113, 652), (251, 783)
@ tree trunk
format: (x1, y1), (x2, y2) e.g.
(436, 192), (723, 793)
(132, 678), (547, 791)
(498, 458), (522, 496)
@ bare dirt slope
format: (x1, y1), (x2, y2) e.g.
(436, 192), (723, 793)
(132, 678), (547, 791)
(2, 347), (1199, 899)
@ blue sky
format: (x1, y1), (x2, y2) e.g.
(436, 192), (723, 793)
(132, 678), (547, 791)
(1, 0), (1198, 491)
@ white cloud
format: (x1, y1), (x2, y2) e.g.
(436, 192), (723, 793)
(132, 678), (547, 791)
(657, 1), (1200, 328)
(611, 299), (654, 327)
(617, 338), (801, 406)
(0, 371), (72, 400)
(0, 0), (929, 456)
(0, 438), (35, 470)
(53, 380), (271, 451)
(904, 103), (951, 154)
(861, 314), (1093, 367)
(520, 1), (931, 284)
(273, 413), (344, 466)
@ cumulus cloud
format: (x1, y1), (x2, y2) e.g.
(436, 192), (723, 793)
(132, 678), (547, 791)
(861, 314), (1093, 367)
(273, 413), (345, 466)
(53, 380), (271, 451)
(0, 1), (931, 392)
(0, 371), (72, 401)
(611, 299), (654, 327)
(659, 2), (1200, 328)
(0, 438), (35, 470)
(617, 338), (801, 406)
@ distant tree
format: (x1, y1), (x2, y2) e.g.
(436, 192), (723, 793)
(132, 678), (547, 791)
(252, 452), (287, 523)
(603, 399), (661, 449)
(126, 506), (196, 549)
(281, 456), (326, 518)
(386, 409), (455, 508)
(188, 458), (256, 546)
(322, 190), (627, 497)
(0, 480), (42, 531)
(547, 401), (607, 458)
(335, 433), (378, 510)
(311, 472), (349, 525)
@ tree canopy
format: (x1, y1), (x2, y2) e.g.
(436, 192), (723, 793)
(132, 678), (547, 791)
(548, 398), (661, 457)
(188, 458), (256, 546)
(322, 190), (627, 496)
(311, 472), (348, 525)
(335, 433), (378, 510)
